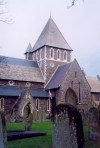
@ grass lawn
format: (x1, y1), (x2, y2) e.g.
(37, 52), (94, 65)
(7, 121), (100, 148)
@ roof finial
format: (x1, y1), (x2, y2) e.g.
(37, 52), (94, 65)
(50, 11), (52, 18)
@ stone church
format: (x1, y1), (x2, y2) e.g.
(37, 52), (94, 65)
(0, 17), (100, 120)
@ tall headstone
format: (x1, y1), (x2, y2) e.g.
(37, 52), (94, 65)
(23, 104), (33, 131)
(88, 107), (100, 140)
(52, 104), (84, 148)
(0, 111), (7, 148)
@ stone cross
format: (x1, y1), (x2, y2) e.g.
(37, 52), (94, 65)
(0, 111), (7, 148)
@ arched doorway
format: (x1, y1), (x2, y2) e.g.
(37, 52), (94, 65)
(65, 88), (78, 107)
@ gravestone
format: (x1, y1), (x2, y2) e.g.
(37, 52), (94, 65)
(52, 104), (84, 148)
(32, 110), (37, 122)
(0, 111), (7, 148)
(23, 104), (33, 131)
(88, 107), (100, 140)
(37, 110), (46, 122)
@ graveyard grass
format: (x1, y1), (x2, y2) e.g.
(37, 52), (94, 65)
(7, 121), (100, 148)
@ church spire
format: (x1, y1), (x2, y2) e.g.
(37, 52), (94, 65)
(32, 18), (72, 52)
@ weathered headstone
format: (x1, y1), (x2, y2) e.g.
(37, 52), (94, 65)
(33, 110), (37, 122)
(88, 107), (100, 140)
(52, 104), (84, 148)
(37, 110), (46, 122)
(23, 104), (33, 131)
(0, 111), (7, 148)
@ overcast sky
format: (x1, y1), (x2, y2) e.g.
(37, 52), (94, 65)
(0, 0), (100, 76)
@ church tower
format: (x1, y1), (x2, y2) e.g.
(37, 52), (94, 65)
(25, 18), (72, 83)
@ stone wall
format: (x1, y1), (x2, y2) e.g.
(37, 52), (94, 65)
(31, 45), (72, 83)
(45, 46), (71, 83)
(55, 60), (91, 112)
(0, 79), (44, 88)
(4, 97), (18, 115)
(0, 95), (50, 121)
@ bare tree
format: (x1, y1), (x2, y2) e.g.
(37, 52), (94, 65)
(67, 0), (84, 8)
(0, 0), (13, 23)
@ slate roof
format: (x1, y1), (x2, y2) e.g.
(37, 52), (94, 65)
(31, 18), (72, 51)
(46, 62), (72, 89)
(25, 43), (33, 53)
(0, 86), (48, 98)
(86, 76), (100, 93)
(0, 56), (44, 83)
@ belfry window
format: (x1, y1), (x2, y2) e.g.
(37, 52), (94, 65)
(40, 49), (43, 59)
(57, 50), (60, 59)
(32, 54), (34, 60)
(36, 51), (39, 61)
(40, 49), (41, 59)
(64, 51), (67, 60)
(50, 48), (54, 58)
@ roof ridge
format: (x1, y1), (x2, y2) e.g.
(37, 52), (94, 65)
(45, 18), (51, 45)
(0, 55), (37, 63)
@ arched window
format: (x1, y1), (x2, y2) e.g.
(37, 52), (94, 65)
(78, 82), (81, 103)
(36, 99), (39, 111)
(0, 98), (4, 111)
(63, 51), (67, 60)
(47, 99), (50, 111)
(32, 53), (35, 60)
(57, 50), (60, 59)
(36, 51), (39, 61)
(40, 49), (43, 59)
(50, 48), (54, 58)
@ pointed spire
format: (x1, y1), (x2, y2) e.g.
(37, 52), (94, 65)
(24, 18), (72, 53)
(25, 43), (32, 53)
(32, 18), (72, 51)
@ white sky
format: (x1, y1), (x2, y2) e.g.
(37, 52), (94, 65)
(0, 0), (100, 76)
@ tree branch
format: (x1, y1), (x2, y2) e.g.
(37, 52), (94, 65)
(0, 0), (7, 5)
(67, 0), (84, 9)
(0, 11), (8, 15)
(0, 18), (14, 24)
